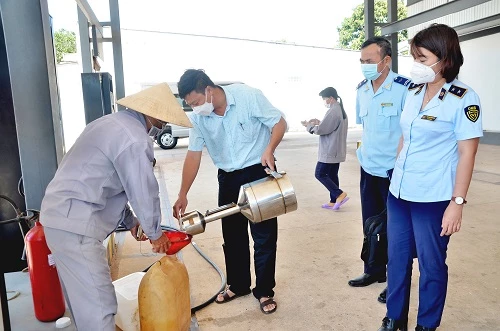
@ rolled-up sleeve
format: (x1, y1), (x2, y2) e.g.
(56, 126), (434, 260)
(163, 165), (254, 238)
(114, 141), (163, 240)
(187, 114), (205, 152)
(252, 89), (282, 128)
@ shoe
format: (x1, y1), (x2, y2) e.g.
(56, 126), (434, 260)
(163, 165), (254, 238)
(321, 202), (335, 209)
(378, 317), (408, 331)
(378, 287), (387, 303)
(348, 273), (386, 287)
(415, 325), (436, 331)
(332, 192), (349, 210)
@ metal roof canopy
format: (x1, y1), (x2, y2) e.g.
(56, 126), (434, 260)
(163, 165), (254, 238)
(455, 13), (500, 41)
(381, 0), (492, 35)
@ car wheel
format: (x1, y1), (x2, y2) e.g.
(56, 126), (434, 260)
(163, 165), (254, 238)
(157, 130), (178, 149)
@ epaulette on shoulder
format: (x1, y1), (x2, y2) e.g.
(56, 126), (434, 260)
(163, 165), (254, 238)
(356, 79), (368, 90)
(448, 84), (468, 98)
(394, 76), (410, 87)
(408, 82), (424, 91)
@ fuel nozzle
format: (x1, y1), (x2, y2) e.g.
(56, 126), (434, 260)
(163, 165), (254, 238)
(162, 230), (192, 255)
(136, 225), (192, 255)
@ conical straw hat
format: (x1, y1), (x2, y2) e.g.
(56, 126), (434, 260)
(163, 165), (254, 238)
(117, 83), (192, 128)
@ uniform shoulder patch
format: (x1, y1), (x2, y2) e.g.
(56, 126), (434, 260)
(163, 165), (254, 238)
(408, 82), (424, 91)
(464, 105), (480, 122)
(394, 76), (410, 86)
(356, 79), (368, 90)
(449, 85), (468, 98)
(438, 88), (447, 101)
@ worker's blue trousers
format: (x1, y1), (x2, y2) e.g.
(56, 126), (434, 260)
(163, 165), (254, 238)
(386, 193), (450, 329)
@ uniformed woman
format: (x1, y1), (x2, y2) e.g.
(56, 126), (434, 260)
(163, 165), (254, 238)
(378, 24), (483, 331)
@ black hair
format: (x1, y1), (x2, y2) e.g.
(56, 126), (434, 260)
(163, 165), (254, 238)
(177, 69), (216, 99)
(319, 87), (347, 119)
(361, 36), (392, 58)
(410, 24), (463, 83)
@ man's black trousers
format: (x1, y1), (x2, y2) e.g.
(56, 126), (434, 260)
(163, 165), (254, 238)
(218, 163), (278, 299)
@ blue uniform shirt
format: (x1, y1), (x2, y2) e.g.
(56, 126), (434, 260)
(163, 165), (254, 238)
(356, 71), (410, 177)
(188, 84), (282, 172)
(390, 79), (483, 202)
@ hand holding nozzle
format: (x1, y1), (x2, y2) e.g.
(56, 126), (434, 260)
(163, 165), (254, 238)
(132, 225), (172, 254)
(150, 233), (172, 254)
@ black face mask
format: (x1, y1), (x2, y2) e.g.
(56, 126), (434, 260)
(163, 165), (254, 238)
(147, 118), (166, 138)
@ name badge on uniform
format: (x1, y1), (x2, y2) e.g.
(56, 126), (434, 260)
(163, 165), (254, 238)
(381, 103), (393, 107)
(421, 115), (437, 121)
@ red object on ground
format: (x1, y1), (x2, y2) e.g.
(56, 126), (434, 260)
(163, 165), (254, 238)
(164, 231), (192, 255)
(25, 222), (65, 322)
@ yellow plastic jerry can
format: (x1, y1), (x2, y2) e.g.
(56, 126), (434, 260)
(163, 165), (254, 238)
(138, 256), (190, 330)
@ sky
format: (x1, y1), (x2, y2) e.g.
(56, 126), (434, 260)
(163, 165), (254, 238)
(47, 0), (365, 48)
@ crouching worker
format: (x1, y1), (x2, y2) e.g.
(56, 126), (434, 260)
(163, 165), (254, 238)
(40, 83), (192, 331)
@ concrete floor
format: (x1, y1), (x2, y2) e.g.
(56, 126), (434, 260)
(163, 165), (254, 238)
(3, 130), (500, 330)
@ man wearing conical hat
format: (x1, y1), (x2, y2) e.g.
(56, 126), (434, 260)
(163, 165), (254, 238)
(40, 83), (191, 330)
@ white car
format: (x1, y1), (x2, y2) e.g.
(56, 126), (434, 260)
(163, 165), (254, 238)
(141, 82), (287, 149)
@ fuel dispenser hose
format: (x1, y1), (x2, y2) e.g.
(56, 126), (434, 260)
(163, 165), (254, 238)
(117, 225), (226, 314)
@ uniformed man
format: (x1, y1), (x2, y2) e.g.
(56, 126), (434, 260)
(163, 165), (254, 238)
(348, 37), (410, 304)
(378, 24), (483, 331)
(40, 83), (192, 331)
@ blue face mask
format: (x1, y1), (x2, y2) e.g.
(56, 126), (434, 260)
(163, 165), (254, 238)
(360, 59), (385, 81)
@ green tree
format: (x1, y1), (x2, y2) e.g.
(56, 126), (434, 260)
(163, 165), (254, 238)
(337, 0), (407, 51)
(54, 29), (77, 63)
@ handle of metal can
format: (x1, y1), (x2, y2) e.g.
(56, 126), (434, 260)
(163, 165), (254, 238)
(264, 167), (283, 179)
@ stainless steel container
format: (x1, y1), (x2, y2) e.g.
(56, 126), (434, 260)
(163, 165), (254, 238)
(180, 172), (297, 235)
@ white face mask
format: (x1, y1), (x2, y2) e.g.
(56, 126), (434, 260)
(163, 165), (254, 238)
(192, 92), (214, 116)
(324, 101), (330, 108)
(410, 60), (441, 84)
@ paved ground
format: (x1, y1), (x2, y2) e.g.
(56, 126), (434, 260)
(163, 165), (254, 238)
(4, 130), (500, 330)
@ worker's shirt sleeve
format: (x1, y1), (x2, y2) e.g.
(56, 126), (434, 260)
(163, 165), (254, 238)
(119, 203), (139, 230)
(113, 141), (163, 240)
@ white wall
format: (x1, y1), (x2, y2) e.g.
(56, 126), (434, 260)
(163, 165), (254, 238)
(460, 33), (500, 132)
(54, 36), (414, 150)
(120, 31), (414, 132)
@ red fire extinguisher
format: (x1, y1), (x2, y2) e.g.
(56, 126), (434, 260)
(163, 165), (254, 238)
(25, 221), (66, 322)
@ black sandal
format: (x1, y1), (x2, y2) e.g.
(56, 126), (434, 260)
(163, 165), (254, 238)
(215, 287), (250, 304)
(259, 297), (277, 314)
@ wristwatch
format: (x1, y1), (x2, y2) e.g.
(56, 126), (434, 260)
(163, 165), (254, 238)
(451, 196), (467, 205)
